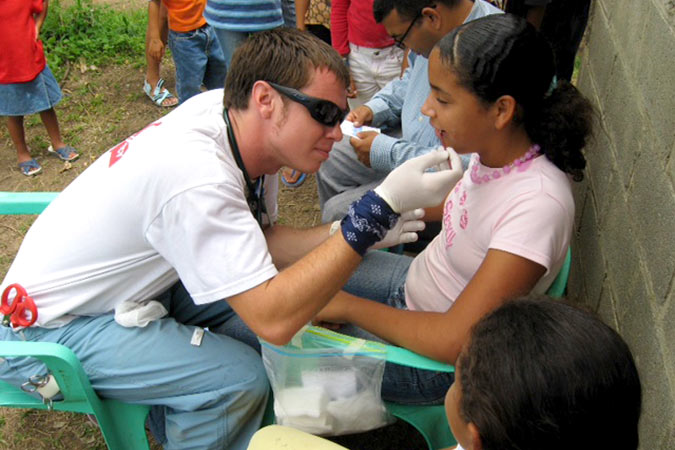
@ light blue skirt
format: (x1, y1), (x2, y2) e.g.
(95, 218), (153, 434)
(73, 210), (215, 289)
(0, 65), (63, 116)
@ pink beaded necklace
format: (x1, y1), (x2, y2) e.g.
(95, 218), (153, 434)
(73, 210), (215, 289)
(471, 144), (541, 184)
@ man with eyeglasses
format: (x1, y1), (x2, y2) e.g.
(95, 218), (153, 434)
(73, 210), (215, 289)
(317, 0), (501, 224)
(0, 28), (462, 449)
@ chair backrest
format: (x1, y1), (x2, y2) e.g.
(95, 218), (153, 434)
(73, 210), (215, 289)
(547, 247), (572, 298)
(1, 193), (150, 449)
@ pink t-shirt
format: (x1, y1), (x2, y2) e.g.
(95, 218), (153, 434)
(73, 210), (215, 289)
(405, 153), (574, 312)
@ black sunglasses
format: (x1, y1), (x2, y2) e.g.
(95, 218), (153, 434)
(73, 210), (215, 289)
(394, 12), (422, 49)
(268, 82), (347, 127)
(393, 4), (435, 50)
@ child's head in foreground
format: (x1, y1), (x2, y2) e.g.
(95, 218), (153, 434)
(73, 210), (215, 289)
(447, 297), (642, 450)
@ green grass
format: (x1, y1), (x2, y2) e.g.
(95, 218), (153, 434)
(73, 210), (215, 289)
(42, 0), (147, 81)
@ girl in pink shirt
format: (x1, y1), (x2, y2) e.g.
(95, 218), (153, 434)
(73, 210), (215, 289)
(315, 14), (594, 405)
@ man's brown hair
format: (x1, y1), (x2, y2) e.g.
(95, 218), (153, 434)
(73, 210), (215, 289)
(224, 28), (350, 110)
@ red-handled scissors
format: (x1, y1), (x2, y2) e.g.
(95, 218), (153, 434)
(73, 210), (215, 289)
(1, 283), (38, 328)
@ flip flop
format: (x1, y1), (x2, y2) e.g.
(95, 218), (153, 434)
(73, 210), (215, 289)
(18, 159), (42, 176)
(281, 170), (307, 188)
(48, 145), (80, 162)
(143, 79), (178, 108)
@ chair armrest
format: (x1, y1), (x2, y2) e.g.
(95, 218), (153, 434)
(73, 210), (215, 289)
(0, 192), (58, 215)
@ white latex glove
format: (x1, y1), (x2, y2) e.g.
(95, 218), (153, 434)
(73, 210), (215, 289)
(371, 208), (426, 250)
(374, 147), (463, 213)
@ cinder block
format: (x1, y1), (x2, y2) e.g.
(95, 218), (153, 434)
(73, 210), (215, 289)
(635, 5), (675, 149)
(576, 58), (593, 95)
(662, 281), (675, 383)
(669, 137), (675, 187)
(661, 425), (675, 450)
(571, 173), (589, 233)
(598, 60), (643, 188)
(596, 277), (619, 329)
(582, 7), (618, 103)
(608, 1), (649, 76)
(615, 276), (674, 450)
(585, 123), (620, 223)
(627, 146), (675, 302)
(577, 192), (607, 308)
(599, 190), (647, 300)
(567, 244), (586, 302)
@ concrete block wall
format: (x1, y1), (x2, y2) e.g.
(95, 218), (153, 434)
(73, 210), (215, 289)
(569, 1), (675, 448)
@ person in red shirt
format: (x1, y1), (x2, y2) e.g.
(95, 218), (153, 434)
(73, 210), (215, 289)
(0, 0), (79, 176)
(331, 0), (405, 110)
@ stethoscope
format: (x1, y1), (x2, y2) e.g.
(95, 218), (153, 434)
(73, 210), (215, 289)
(223, 108), (268, 227)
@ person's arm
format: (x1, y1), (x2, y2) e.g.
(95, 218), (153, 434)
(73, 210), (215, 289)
(315, 249), (545, 363)
(423, 202), (445, 222)
(295, 0), (309, 31)
(34, 0), (49, 37)
(147, 0), (165, 61)
(229, 232), (362, 346)
(264, 222), (332, 269)
(525, 5), (546, 29)
(352, 133), (441, 173)
(228, 150), (459, 346)
(330, 0), (350, 57)
(363, 53), (418, 128)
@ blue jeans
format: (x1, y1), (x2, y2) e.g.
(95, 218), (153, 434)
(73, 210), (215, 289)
(216, 250), (454, 406)
(211, 28), (251, 70)
(0, 282), (268, 450)
(168, 25), (227, 103)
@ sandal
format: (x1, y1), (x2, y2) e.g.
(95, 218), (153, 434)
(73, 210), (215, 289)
(18, 159), (42, 176)
(48, 145), (80, 162)
(143, 79), (178, 108)
(281, 169), (307, 188)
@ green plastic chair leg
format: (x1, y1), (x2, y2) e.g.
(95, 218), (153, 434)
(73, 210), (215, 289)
(98, 399), (151, 450)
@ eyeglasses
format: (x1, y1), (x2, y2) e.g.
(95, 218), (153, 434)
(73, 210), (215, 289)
(394, 11), (422, 49)
(267, 82), (347, 127)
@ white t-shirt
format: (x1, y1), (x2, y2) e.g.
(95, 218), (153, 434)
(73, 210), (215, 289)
(405, 153), (574, 312)
(2, 89), (279, 327)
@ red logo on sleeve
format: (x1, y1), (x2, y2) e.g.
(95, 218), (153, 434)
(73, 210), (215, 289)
(108, 121), (162, 167)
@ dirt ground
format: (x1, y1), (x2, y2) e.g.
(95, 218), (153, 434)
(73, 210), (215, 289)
(0, 26), (426, 450)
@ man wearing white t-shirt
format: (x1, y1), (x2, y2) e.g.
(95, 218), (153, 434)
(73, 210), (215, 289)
(0, 28), (462, 449)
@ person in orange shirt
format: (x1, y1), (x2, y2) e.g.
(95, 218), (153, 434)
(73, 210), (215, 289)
(150, 0), (227, 103)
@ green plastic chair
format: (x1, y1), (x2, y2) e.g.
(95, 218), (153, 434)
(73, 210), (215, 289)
(0, 191), (59, 214)
(1, 192), (151, 449)
(0, 342), (151, 449)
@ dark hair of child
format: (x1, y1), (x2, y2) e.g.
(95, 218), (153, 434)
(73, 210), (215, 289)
(458, 297), (642, 450)
(437, 14), (593, 181)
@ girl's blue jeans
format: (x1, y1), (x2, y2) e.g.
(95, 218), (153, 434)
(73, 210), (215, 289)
(0, 282), (268, 450)
(168, 24), (227, 103)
